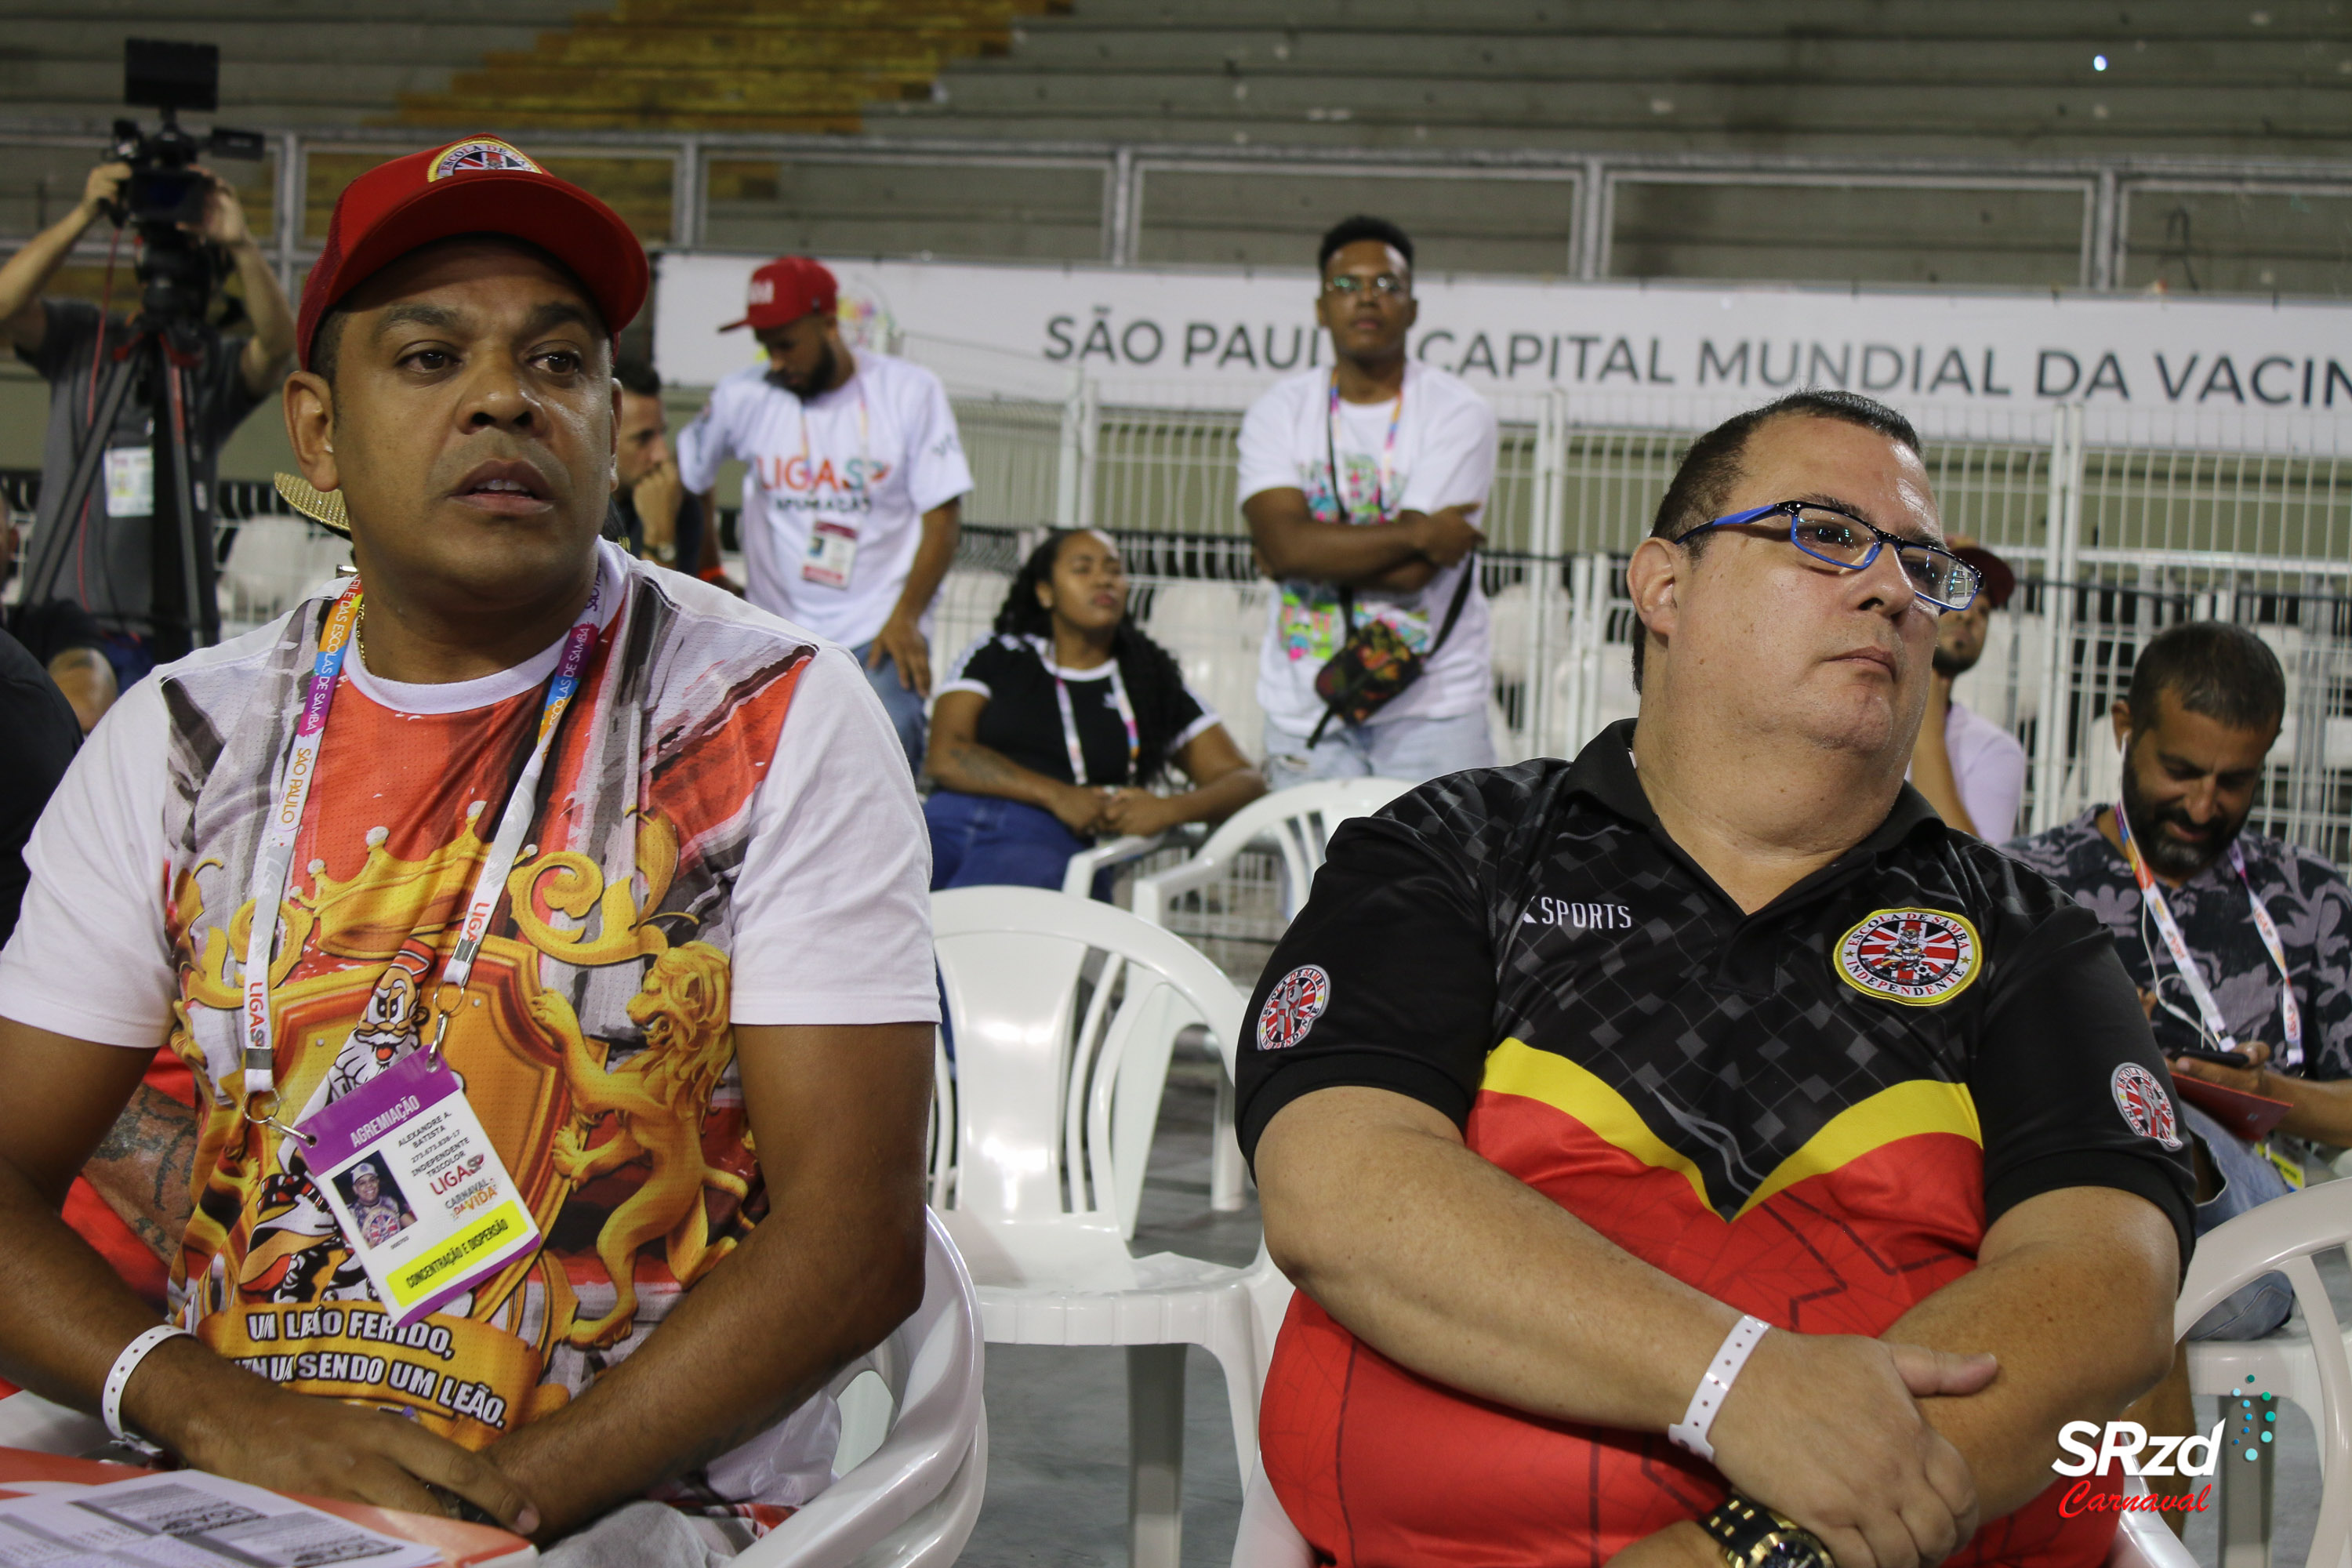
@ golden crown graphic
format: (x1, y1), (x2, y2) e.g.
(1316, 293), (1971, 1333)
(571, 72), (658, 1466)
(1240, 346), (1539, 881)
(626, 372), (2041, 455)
(299, 808), (492, 960)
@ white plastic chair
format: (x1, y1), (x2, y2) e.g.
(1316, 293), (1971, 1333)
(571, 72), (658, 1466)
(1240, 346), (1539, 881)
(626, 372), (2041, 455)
(740, 1209), (986, 1567)
(0, 1211), (983, 1568)
(2179, 1174), (2352, 1568)
(1063, 830), (1177, 899)
(930, 884), (1276, 1568)
(1131, 779), (1414, 1211)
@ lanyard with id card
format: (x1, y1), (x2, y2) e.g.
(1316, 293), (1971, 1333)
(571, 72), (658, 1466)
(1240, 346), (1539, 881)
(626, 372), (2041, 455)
(796, 383), (870, 590)
(241, 578), (600, 1324)
(2115, 797), (2305, 1070)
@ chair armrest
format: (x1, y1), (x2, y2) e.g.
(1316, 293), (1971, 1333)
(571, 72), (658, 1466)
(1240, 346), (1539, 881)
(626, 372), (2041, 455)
(1062, 833), (1171, 898)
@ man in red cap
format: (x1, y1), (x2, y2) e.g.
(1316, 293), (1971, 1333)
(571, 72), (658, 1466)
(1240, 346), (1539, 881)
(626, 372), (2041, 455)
(678, 256), (972, 774)
(1907, 539), (2027, 840)
(0, 136), (936, 1559)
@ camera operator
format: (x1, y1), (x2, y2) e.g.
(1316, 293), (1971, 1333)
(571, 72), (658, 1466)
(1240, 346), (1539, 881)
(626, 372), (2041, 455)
(0, 158), (295, 690)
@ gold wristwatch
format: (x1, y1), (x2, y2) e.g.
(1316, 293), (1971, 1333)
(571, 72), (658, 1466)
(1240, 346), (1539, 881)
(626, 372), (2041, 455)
(1700, 1494), (1833, 1568)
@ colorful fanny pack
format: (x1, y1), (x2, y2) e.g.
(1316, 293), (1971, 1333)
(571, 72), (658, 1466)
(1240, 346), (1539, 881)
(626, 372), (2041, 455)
(1307, 561), (1476, 746)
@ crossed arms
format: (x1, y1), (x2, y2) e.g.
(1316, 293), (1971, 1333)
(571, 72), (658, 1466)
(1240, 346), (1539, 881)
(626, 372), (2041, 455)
(0, 1014), (931, 1541)
(1256, 1086), (2180, 1568)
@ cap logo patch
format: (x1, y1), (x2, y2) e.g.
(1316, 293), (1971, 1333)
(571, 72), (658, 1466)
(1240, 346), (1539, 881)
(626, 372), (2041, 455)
(1258, 965), (1331, 1052)
(748, 278), (775, 304)
(429, 139), (542, 180)
(2111, 1063), (2184, 1150)
(1834, 907), (1982, 1007)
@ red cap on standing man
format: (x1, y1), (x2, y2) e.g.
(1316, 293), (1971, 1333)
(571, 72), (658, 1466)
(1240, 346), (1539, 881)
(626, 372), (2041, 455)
(720, 256), (837, 333)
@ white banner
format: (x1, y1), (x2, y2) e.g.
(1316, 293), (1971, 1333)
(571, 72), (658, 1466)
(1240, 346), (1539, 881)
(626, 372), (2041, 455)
(655, 252), (2352, 452)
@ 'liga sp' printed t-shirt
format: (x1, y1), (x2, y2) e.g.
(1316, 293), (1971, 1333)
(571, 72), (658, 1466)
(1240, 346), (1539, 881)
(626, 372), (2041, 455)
(677, 350), (973, 647)
(1235, 362), (1498, 732)
(0, 542), (936, 1510)
(1235, 722), (2196, 1568)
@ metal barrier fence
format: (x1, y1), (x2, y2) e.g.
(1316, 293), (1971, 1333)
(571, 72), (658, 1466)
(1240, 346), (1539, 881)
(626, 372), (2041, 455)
(9, 387), (2342, 870)
(931, 387), (2352, 867)
(4, 124), (2348, 297)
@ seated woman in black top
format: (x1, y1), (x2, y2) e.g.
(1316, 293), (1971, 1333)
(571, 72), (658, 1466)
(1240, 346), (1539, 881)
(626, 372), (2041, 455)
(925, 528), (1265, 891)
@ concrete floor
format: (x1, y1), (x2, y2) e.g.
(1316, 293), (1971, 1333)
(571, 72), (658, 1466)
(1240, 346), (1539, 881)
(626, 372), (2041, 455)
(956, 1047), (2338, 1568)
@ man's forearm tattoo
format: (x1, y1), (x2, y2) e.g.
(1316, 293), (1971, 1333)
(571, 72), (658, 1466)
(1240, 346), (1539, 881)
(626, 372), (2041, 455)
(85, 1083), (200, 1264)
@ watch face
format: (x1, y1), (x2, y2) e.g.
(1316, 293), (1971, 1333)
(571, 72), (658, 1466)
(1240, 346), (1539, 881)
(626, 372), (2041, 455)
(1757, 1536), (1828, 1568)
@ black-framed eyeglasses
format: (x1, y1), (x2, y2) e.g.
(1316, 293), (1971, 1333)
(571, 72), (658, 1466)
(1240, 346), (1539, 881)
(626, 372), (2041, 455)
(1675, 501), (1981, 612)
(1321, 274), (1410, 299)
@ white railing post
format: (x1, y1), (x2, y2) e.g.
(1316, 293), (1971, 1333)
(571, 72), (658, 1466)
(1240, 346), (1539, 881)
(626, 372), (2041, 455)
(1054, 372), (1098, 532)
(1527, 388), (1570, 759)
(2029, 404), (2087, 833)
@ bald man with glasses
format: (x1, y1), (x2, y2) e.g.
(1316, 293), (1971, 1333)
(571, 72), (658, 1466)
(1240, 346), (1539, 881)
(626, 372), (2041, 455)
(1236, 390), (2194, 1568)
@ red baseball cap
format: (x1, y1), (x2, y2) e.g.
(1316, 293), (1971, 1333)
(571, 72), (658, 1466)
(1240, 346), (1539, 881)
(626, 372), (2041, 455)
(1952, 544), (2016, 609)
(720, 256), (837, 333)
(296, 135), (649, 369)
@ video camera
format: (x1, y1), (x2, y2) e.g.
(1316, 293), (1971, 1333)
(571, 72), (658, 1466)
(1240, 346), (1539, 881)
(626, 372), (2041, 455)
(107, 38), (263, 323)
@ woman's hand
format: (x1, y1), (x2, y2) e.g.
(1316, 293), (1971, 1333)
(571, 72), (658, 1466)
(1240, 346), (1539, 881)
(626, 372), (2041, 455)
(1047, 783), (1111, 836)
(1100, 788), (1181, 837)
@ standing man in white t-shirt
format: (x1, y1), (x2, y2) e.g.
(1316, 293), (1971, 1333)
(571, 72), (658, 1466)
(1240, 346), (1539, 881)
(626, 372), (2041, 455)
(678, 257), (974, 771)
(1238, 216), (1499, 788)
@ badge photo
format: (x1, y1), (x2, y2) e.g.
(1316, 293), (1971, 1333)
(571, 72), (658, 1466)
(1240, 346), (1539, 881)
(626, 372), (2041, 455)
(1258, 964), (1332, 1051)
(1833, 907), (1983, 1007)
(2111, 1062), (2185, 1151)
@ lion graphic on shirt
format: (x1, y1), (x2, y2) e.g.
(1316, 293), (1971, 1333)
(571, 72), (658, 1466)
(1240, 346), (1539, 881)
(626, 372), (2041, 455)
(529, 942), (748, 1348)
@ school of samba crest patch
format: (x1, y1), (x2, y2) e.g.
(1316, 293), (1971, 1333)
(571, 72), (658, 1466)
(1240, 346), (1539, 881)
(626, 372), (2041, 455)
(2111, 1062), (2185, 1150)
(429, 138), (542, 180)
(1257, 964), (1331, 1051)
(1833, 907), (1983, 1007)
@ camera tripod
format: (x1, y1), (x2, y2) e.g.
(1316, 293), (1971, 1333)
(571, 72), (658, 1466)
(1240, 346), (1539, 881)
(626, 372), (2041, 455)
(16, 310), (221, 662)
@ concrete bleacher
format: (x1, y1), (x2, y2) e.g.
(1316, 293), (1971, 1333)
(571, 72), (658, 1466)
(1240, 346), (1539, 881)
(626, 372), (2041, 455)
(0, 2), (2343, 290)
(0, 0), (1063, 135)
(0, 0), (582, 129)
(399, 0), (1069, 134)
(883, 0), (2352, 157)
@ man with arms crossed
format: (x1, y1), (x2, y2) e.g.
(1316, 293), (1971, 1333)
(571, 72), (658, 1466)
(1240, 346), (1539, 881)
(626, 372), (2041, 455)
(1240, 390), (2194, 1568)
(678, 256), (971, 773)
(0, 138), (935, 1561)
(2009, 622), (2352, 1504)
(1240, 216), (1496, 788)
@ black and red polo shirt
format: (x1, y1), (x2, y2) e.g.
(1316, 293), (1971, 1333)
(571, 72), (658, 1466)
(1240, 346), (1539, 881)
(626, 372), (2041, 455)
(1236, 719), (2198, 1568)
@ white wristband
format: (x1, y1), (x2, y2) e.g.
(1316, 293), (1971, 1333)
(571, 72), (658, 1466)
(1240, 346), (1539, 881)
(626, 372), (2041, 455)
(103, 1325), (193, 1446)
(1668, 1314), (1770, 1464)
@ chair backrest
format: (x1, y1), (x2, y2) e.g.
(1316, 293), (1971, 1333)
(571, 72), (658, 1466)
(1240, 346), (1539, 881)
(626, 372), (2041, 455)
(933, 886), (1246, 1237)
(1134, 778), (1412, 930)
(2176, 1178), (2352, 1568)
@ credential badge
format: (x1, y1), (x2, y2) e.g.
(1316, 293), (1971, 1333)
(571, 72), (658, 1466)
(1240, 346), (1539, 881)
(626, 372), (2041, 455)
(1833, 908), (1982, 1007)
(2111, 1063), (2184, 1150)
(1257, 964), (1331, 1051)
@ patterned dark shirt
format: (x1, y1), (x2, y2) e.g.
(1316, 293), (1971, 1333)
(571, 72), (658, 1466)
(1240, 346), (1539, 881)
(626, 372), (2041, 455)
(1236, 720), (2194, 1568)
(2007, 811), (2352, 1083)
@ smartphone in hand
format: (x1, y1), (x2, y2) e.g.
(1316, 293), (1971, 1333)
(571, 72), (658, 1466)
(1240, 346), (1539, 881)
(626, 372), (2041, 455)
(2172, 1046), (2254, 1069)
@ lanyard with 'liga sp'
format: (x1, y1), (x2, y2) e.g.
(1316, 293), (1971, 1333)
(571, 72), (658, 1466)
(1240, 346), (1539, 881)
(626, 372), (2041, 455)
(2114, 800), (2304, 1071)
(239, 577), (604, 1132)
